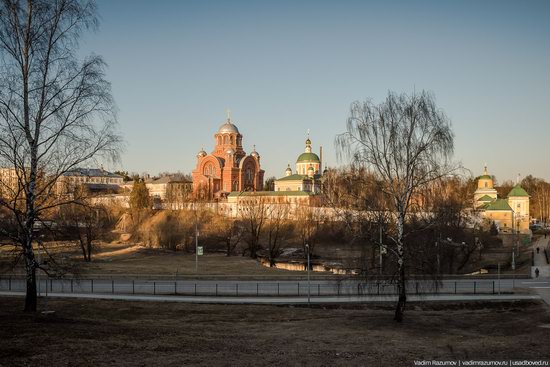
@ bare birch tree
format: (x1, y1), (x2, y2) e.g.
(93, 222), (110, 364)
(0, 0), (120, 311)
(336, 90), (456, 322)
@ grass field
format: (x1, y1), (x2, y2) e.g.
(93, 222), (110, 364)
(1, 297), (549, 366)
(0, 242), (314, 278)
(0, 237), (533, 279)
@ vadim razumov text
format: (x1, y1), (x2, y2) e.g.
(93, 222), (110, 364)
(413, 361), (550, 366)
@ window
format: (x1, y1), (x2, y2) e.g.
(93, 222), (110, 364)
(245, 167), (253, 184)
(484, 182), (487, 188)
(203, 163), (214, 176)
(230, 136), (234, 144)
(224, 136), (228, 144)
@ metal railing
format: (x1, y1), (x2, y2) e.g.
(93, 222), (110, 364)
(0, 277), (507, 297)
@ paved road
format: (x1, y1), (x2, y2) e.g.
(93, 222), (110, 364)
(530, 236), (550, 304)
(0, 290), (540, 304)
(532, 236), (550, 277)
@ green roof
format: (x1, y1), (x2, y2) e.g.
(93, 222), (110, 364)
(276, 174), (309, 182)
(478, 175), (492, 180)
(296, 152), (320, 163)
(485, 199), (512, 211)
(507, 184), (529, 197)
(477, 195), (494, 202)
(228, 190), (312, 197)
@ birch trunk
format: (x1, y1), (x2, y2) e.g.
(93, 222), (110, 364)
(394, 213), (406, 322)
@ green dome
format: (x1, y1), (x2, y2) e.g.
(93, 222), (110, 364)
(296, 152), (320, 163)
(478, 175), (492, 180)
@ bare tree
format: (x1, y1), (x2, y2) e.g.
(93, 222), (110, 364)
(165, 180), (192, 210)
(336, 91), (456, 322)
(322, 166), (392, 275)
(0, 0), (120, 311)
(522, 176), (550, 227)
(209, 215), (244, 256)
(239, 194), (268, 258)
(57, 200), (111, 262)
(295, 204), (325, 266)
(265, 198), (292, 266)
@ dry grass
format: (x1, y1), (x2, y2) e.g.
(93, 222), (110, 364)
(1, 297), (549, 366)
(0, 242), (313, 278)
(80, 247), (307, 278)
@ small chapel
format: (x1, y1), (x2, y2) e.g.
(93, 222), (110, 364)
(474, 165), (530, 234)
(274, 135), (325, 194)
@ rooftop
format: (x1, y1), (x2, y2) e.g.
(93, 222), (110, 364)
(227, 190), (312, 197)
(296, 152), (320, 163)
(63, 168), (122, 178)
(484, 198), (512, 211)
(507, 184), (529, 197)
(276, 174), (310, 182)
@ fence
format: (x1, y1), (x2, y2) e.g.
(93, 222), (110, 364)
(0, 277), (507, 297)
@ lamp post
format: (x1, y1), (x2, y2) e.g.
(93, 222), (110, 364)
(305, 243), (310, 305)
(193, 201), (200, 273)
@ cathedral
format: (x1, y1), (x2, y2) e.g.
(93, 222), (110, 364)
(192, 116), (264, 199)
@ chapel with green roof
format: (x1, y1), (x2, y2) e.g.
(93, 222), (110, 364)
(474, 165), (530, 234)
(273, 134), (325, 194)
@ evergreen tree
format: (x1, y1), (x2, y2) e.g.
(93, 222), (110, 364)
(130, 179), (150, 210)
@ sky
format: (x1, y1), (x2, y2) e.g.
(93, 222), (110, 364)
(80, 0), (550, 182)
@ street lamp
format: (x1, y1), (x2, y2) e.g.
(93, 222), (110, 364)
(193, 201), (200, 273)
(305, 243), (310, 305)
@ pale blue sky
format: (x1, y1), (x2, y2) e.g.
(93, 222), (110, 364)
(82, 0), (550, 182)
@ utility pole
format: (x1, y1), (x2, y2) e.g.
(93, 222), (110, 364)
(512, 250), (516, 288)
(379, 224), (383, 275)
(497, 262), (501, 295)
(306, 243), (310, 305)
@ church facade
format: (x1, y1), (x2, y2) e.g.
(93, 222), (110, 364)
(192, 117), (264, 199)
(474, 166), (530, 234)
(274, 136), (324, 194)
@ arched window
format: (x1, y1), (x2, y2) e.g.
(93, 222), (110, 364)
(484, 182), (487, 188)
(203, 163), (214, 176)
(224, 136), (228, 144)
(217, 136), (222, 145)
(230, 136), (234, 144)
(246, 167), (253, 184)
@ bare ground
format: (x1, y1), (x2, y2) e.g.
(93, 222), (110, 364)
(1, 297), (550, 366)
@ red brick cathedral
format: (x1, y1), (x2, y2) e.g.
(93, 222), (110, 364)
(192, 116), (264, 199)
